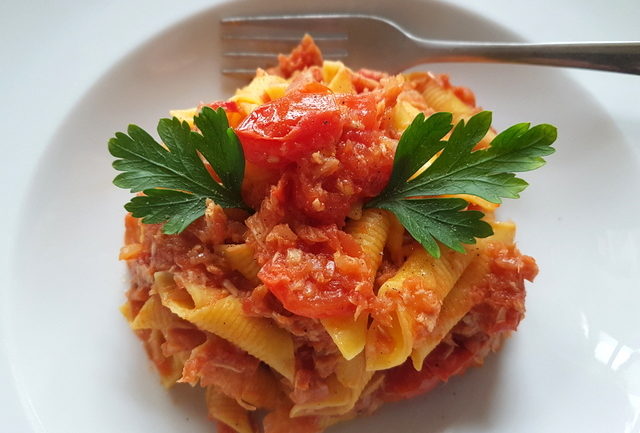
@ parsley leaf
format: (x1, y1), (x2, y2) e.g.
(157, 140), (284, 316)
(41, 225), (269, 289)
(367, 111), (556, 258)
(383, 112), (453, 194)
(109, 107), (250, 234)
(375, 198), (493, 256)
(193, 107), (245, 200)
(124, 189), (206, 234)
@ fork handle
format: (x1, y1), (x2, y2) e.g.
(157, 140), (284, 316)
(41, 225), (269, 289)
(413, 39), (640, 75)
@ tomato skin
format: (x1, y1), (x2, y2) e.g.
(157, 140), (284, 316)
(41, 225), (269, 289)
(259, 253), (357, 318)
(257, 224), (371, 319)
(336, 93), (378, 130)
(235, 84), (343, 168)
(238, 85), (390, 316)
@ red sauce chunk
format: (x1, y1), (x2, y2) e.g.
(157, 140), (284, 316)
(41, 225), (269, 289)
(238, 83), (395, 319)
(118, 35), (547, 433)
(380, 243), (538, 402)
(236, 83), (344, 168)
(258, 224), (372, 318)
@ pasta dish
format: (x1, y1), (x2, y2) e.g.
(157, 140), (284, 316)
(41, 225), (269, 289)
(116, 36), (542, 433)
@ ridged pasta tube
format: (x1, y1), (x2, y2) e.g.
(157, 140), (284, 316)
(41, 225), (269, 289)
(206, 386), (255, 433)
(321, 314), (369, 361)
(327, 65), (356, 94)
(230, 72), (288, 115)
(154, 272), (295, 382)
(410, 221), (516, 369)
(130, 295), (192, 331)
(217, 243), (261, 283)
(366, 242), (480, 371)
(290, 354), (373, 418)
(422, 79), (496, 148)
(321, 209), (392, 360)
(346, 209), (392, 271)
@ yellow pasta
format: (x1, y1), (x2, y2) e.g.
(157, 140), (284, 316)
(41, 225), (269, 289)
(130, 294), (192, 331)
(153, 272), (295, 382)
(168, 107), (198, 128)
(334, 355), (375, 413)
(119, 301), (135, 323)
(116, 36), (542, 433)
(391, 100), (422, 132)
(125, 297), (193, 388)
(422, 80), (474, 119)
(321, 60), (343, 84)
(445, 194), (500, 212)
(217, 243), (261, 282)
(385, 212), (405, 266)
(206, 386), (255, 433)
(290, 354), (372, 418)
(322, 209), (391, 360)
(422, 79), (496, 147)
(320, 373), (385, 429)
(365, 305), (414, 371)
(346, 209), (391, 270)
(236, 365), (282, 410)
(230, 71), (288, 114)
(178, 277), (220, 308)
(119, 243), (142, 260)
(409, 256), (489, 370)
(327, 65), (356, 94)
(264, 82), (288, 101)
(487, 220), (516, 244)
(144, 329), (188, 388)
(320, 314), (368, 361)
(290, 374), (352, 418)
(166, 352), (190, 388)
(410, 221), (516, 369)
(366, 242), (481, 371)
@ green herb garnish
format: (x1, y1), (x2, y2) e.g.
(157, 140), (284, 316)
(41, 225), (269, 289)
(109, 108), (555, 257)
(366, 111), (556, 257)
(109, 107), (250, 234)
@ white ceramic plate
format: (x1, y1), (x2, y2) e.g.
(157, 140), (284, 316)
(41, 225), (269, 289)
(3, 0), (640, 432)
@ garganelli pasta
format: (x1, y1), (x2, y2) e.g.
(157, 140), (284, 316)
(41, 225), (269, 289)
(118, 36), (539, 432)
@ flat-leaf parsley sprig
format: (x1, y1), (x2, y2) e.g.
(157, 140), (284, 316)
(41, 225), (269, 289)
(109, 107), (555, 257)
(366, 111), (556, 257)
(109, 107), (251, 234)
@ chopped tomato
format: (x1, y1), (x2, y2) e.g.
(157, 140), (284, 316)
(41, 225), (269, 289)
(257, 225), (372, 319)
(435, 73), (477, 107)
(382, 244), (536, 402)
(259, 251), (356, 318)
(336, 92), (378, 130)
(452, 86), (476, 107)
(235, 83), (343, 168)
(273, 34), (323, 78)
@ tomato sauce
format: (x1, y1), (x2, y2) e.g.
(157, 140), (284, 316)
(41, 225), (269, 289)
(119, 35), (543, 433)
(272, 34), (323, 78)
(381, 243), (538, 402)
(236, 83), (344, 168)
(237, 82), (395, 319)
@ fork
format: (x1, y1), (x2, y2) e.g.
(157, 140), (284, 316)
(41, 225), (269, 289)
(220, 14), (640, 77)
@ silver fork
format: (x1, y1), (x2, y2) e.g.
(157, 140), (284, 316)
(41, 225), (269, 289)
(220, 14), (640, 77)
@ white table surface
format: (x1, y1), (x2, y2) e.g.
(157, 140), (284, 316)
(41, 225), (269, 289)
(1, 0), (638, 431)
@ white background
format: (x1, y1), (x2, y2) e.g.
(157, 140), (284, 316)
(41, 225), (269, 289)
(1, 0), (638, 431)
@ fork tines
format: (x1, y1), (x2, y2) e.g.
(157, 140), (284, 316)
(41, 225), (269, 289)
(220, 15), (350, 76)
